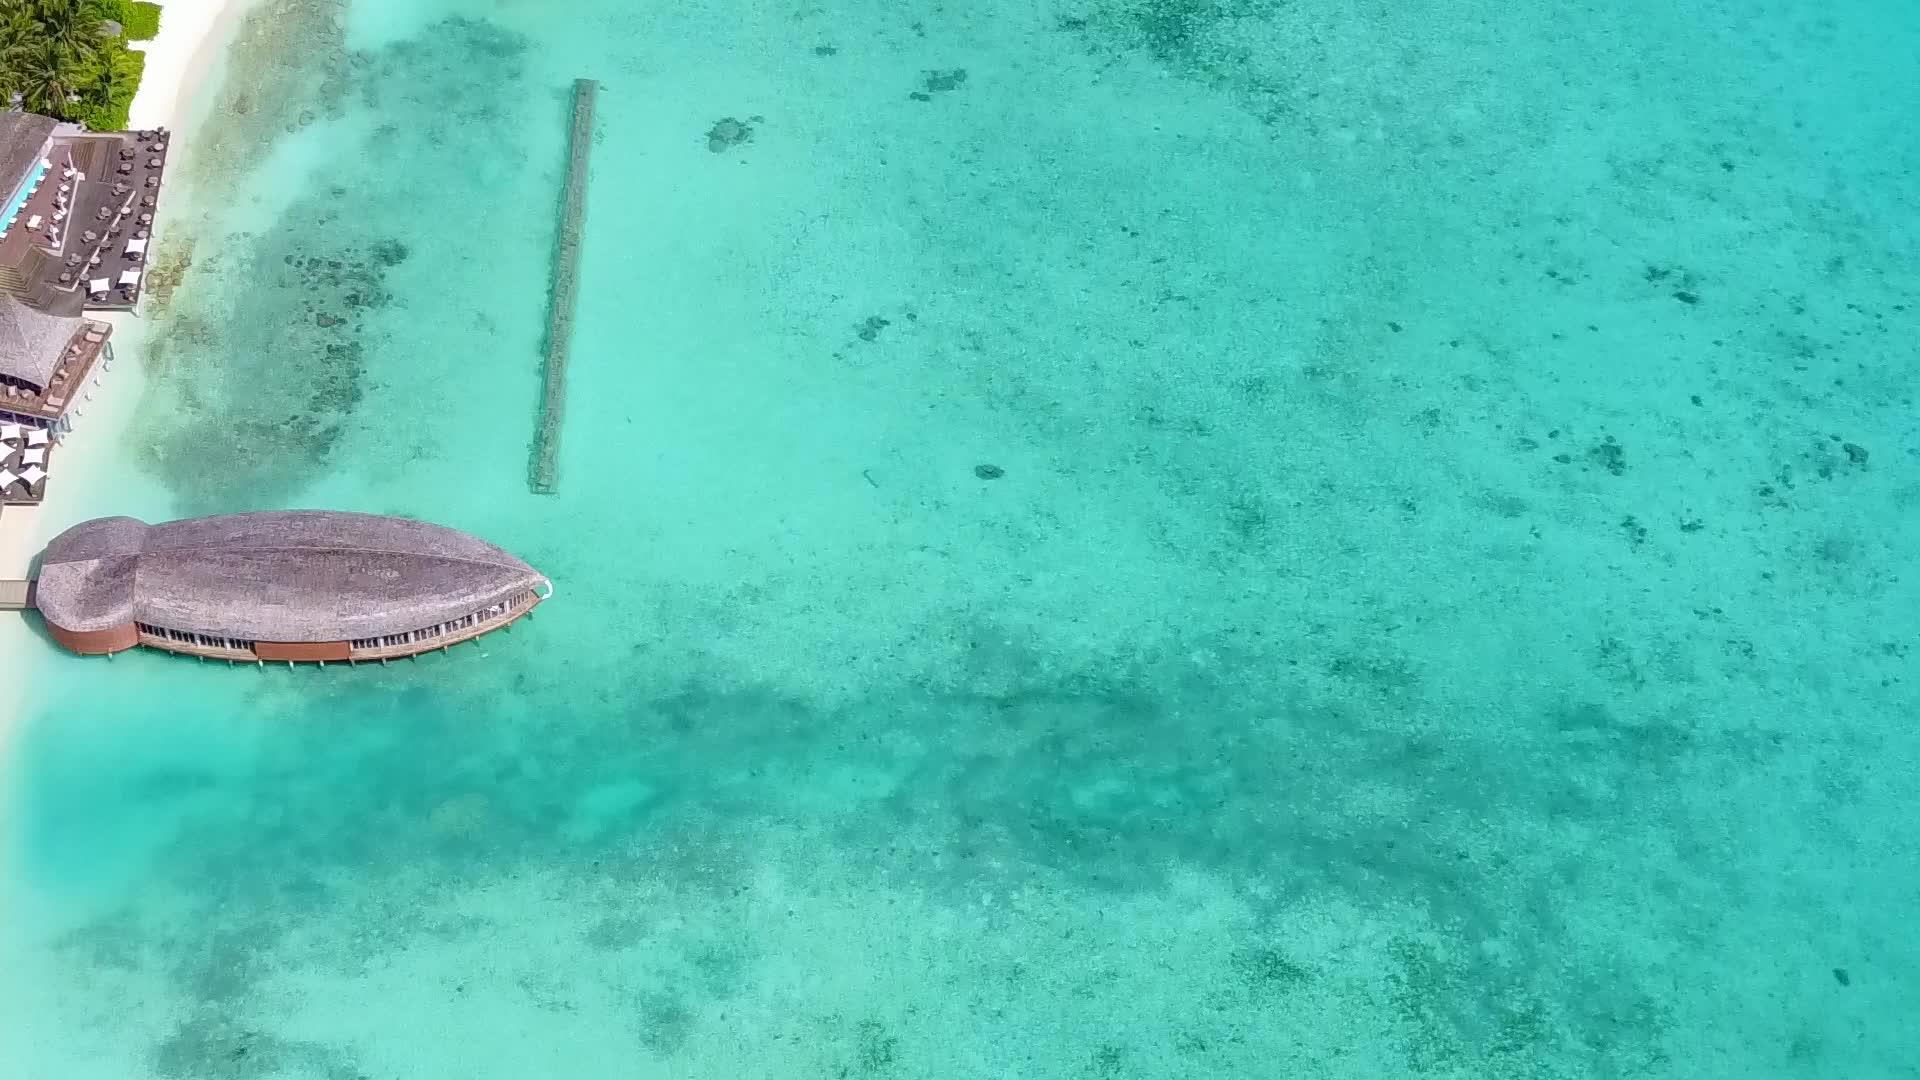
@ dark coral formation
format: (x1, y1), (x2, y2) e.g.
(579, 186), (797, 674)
(706, 117), (754, 153)
(922, 68), (967, 93)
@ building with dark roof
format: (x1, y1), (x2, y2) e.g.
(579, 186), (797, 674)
(32, 511), (552, 662)
(0, 292), (77, 385)
(0, 299), (109, 437)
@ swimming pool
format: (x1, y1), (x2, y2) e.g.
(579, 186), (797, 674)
(0, 160), (49, 232)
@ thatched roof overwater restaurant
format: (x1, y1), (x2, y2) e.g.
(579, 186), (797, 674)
(0, 294), (75, 389)
(33, 511), (551, 662)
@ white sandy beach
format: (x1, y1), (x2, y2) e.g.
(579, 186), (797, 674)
(1, 0), (257, 733)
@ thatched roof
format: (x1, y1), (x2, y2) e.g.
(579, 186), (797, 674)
(0, 112), (55, 193)
(0, 296), (81, 387)
(34, 511), (547, 641)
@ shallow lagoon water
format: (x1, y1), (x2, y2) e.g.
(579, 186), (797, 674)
(2, 0), (1916, 1075)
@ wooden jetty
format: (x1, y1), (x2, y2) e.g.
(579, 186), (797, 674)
(529, 78), (598, 495)
(0, 579), (32, 611)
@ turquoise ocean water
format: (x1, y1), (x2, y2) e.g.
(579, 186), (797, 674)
(3, 0), (1917, 1074)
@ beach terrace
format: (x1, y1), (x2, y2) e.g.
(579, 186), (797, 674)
(0, 115), (172, 314)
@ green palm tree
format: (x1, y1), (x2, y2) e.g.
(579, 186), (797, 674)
(0, 0), (124, 122)
(9, 38), (82, 115)
(74, 28), (138, 112)
(29, 0), (114, 66)
(0, 10), (44, 99)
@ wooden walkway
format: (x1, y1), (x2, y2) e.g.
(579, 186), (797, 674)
(529, 78), (598, 495)
(0, 579), (33, 611)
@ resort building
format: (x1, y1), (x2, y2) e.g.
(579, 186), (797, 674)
(0, 302), (110, 425)
(29, 511), (552, 663)
(0, 110), (173, 504)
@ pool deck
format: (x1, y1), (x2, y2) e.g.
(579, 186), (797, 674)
(0, 127), (171, 315)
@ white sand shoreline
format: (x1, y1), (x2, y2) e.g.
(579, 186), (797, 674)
(0, 0), (257, 739)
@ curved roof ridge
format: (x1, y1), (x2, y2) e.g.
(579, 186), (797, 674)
(141, 540), (531, 574)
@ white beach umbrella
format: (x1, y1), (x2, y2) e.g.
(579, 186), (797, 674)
(23, 447), (46, 466)
(118, 269), (142, 286)
(87, 277), (108, 294)
(0, 422), (22, 444)
(0, 470), (19, 492)
(20, 464), (45, 487)
(27, 428), (50, 447)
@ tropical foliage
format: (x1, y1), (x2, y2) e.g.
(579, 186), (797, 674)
(121, 0), (159, 41)
(0, 0), (152, 130)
